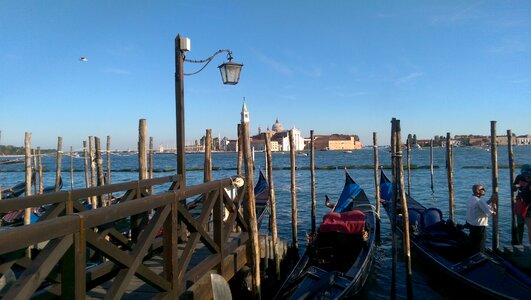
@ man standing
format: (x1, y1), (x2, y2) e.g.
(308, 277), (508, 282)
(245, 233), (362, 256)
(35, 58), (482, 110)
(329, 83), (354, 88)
(466, 183), (497, 253)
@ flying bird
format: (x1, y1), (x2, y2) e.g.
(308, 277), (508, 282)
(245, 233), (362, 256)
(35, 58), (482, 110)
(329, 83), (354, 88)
(80, 57), (88, 62)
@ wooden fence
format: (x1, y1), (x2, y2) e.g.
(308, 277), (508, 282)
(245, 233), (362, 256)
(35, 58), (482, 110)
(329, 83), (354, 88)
(0, 174), (251, 299)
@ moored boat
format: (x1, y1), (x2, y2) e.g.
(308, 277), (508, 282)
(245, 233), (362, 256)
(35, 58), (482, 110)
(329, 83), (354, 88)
(379, 169), (531, 299)
(275, 169), (376, 299)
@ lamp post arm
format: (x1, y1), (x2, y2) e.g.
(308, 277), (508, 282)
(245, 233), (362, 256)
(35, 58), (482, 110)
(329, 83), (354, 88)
(184, 49), (234, 76)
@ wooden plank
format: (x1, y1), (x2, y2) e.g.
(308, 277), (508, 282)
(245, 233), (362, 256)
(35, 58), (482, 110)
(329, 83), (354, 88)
(4, 235), (72, 299)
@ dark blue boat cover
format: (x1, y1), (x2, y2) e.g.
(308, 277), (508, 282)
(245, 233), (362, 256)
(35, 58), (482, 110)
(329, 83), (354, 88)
(333, 171), (362, 213)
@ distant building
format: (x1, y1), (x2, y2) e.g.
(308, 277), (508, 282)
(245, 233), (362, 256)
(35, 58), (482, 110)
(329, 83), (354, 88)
(516, 135), (531, 145)
(312, 134), (362, 151)
(251, 118), (305, 151)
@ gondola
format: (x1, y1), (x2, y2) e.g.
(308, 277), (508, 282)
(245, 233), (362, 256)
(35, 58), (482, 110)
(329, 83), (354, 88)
(1, 177), (63, 226)
(379, 169), (531, 299)
(275, 170), (376, 299)
(187, 170), (270, 228)
(0, 180), (26, 199)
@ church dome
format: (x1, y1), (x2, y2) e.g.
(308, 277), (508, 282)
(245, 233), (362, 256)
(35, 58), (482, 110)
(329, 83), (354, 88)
(272, 118), (284, 132)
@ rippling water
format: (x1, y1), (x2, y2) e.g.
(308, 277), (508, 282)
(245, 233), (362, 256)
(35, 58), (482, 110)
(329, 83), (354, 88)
(1, 146), (530, 298)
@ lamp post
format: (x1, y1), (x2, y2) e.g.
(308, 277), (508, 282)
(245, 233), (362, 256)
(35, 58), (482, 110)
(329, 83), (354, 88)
(175, 34), (243, 188)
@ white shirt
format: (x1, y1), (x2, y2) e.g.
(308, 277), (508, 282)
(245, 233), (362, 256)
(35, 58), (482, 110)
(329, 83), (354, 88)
(466, 194), (494, 226)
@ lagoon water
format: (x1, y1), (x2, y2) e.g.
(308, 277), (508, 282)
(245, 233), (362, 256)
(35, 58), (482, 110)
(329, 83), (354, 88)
(1, 146), (530, 299)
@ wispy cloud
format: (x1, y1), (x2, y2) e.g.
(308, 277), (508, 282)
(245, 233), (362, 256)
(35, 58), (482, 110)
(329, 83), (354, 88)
(512, 78), (531, 84)
(488, 39), (530, 54)
(335, 91), (368, 98)
(103, 68), (131, 75)
(431, 5), (480, 25)
(396, 72), (424, 85)
(306, 67), (322, 78)
(252, 49), (292, 75)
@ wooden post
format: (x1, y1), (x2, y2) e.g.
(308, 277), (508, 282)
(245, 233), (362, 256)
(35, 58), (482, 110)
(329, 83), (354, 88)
(406, 136), (411, 195)
(373, 132), (380, 235)
(38, 147), (43, 194)
(310, 130), (316, 234)
(138, 119), (148, 181)
(204, 129), (212, 183)
(396, 121), (413, 299)
(241, 119), (261, 299)
(446, 133), (454, 222)
(237, 124), (243, 177)
(490, 121), (499, 251)
(265, 131), (281, 280)
(70, 146), (74, 190)
(508, 130), (518, 245)
(289, 130), (298, 252)
(107, 136), (112, 200)
(32, 149), (37, 195)
(55, 137), (62, 192)
(390, 118), (397, 300)
(149, 136), (154, 194)
(24, 132), (32, 258)
(95, 137), (105, 206)
(132, 119), (148, 243)
(430, 139), (434, 193)
(83, 141), (89, 188)
(89, 136), (97, 207)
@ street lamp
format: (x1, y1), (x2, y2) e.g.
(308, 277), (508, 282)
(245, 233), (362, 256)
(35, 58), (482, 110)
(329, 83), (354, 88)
(175, 34), (243, 188)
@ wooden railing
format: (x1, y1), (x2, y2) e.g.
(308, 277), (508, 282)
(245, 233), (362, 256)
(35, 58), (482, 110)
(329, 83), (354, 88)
(0, 174), (249, 299)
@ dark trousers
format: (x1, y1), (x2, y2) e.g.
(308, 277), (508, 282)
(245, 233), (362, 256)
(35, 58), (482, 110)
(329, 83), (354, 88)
(467, 223), (486, 253)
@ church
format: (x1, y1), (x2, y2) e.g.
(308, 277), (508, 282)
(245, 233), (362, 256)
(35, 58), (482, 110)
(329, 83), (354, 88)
(226, 102), (305, 152)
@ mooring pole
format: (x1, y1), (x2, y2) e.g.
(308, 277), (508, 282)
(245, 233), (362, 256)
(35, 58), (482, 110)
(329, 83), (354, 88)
(237, 124), (243, 177)
(289, 130), (298, 252)
(149, 136), (154, 195)
(24, 132), (32, 258)
(241, 115), (261, 300)
(89, 136), (97, 208)
(406, 135), (411, 195)
(396, 121), (413, 300)
(490, 121), (499, 251)
(95, 137), (105, 206)
(38, 147), (43, 194)
(446, 132), (454, 222)
(70, 146), (74, 190)
(430, 139), (434, 193)
(310, 130), (316, 234)
(204, 129), (212, 183)
(265, 131), (281, 280)
(390, 118), (397, 300)
(373, 132), (381, 239)
(107, 136), (113, 202)
(55, 136), (62, 192)
(508, 130), (518, 245)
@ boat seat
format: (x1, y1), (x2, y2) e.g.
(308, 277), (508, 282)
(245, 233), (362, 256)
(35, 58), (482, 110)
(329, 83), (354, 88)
(423, 207), (443, 229)
(319, 210), (366, 235)
(408, 208), (423, 235)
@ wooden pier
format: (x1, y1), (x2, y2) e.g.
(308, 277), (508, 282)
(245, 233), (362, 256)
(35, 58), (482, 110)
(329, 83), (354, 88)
(0, 174), (282, 299)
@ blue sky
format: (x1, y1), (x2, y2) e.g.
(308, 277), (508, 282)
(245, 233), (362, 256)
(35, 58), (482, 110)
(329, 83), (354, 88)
(1, 1), (530, 150)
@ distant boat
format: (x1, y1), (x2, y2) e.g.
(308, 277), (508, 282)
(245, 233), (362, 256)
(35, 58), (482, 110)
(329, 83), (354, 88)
(0, 158), (24, 165)
(344, 150), (353, 153)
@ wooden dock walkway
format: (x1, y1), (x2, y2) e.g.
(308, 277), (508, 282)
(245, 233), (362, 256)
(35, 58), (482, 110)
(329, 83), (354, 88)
(0, 174), (280, 299)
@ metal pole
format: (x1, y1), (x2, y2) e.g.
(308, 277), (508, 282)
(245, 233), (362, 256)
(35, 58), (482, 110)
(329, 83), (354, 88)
(175, 34), (186, 189)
